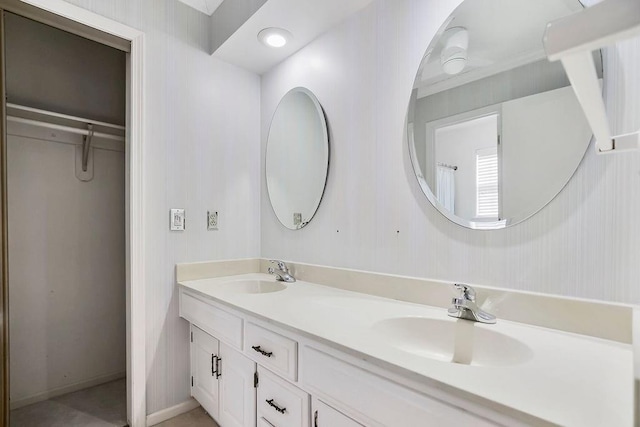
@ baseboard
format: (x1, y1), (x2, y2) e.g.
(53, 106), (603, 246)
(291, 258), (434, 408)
(10, 370), (126, 410)
(146, 398), (200, 426)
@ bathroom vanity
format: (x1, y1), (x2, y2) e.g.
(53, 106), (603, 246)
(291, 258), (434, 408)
(177, 261), (635, 427)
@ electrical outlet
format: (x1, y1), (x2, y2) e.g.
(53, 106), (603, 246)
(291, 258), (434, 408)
(170, 209), (185, 231)
(207, 211), (218, 230)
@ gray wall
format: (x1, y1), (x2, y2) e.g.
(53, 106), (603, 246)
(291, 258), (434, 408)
(5, 12), (126, 125)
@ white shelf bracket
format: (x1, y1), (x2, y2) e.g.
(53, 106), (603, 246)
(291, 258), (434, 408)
(544, 0), (640, 154)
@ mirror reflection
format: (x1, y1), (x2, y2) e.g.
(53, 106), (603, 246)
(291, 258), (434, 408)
(407, 0), (602, 229)
(266, 87), (329, 230)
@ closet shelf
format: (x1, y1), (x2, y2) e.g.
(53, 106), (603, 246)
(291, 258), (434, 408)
(544, 0), (640, 154)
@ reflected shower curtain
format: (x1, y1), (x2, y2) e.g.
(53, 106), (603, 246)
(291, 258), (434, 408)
(436, 166), (455, 212)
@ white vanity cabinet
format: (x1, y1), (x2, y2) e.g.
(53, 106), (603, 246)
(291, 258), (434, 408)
(218, 342), (257, 427)
(190, 325), (220, 420)
(190, 324), (257, 427)
(300, 346), (500, 427)
(180, 288), (520, 427)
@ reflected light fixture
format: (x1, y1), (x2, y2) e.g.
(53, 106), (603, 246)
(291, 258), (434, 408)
(258, 28), (292, 48)
(440, 27), (469, 75)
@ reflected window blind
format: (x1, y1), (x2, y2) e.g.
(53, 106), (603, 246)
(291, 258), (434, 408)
(476, 147), (499, 218)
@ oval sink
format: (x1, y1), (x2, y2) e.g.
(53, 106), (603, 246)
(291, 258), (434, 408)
(373, 317), (533, 367)
(218, 280), (287, 294)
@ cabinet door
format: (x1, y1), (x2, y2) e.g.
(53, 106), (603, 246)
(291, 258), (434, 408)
(258, 418), (275, 427)
(312, 398), (363, 427)
(219, 342), (257, 427)
(191, 325), (220, 420)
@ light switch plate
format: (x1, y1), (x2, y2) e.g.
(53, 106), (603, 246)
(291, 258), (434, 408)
(170, 209), (185, 231)
(207, 211), (218, 230)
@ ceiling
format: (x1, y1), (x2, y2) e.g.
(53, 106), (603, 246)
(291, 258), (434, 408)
(212, 0), (374, 74)
(415, 0), (584, 97)
(178, 0), (224, 16)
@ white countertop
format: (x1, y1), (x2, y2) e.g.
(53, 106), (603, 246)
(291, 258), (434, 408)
(179, 273), (634, 427)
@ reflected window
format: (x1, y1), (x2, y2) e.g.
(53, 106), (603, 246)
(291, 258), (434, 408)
(475, 147), (499, 219)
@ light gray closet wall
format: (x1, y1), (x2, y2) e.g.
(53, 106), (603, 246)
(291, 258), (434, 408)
(7, 123), (126, 407)
(260, 0), (640, 305)
(5, 12), (126, 125)
(60, 0), (262, 415)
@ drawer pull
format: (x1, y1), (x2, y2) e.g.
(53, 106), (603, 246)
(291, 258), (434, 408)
(266, 399), (287, 414)
(252, 345), (273, 358)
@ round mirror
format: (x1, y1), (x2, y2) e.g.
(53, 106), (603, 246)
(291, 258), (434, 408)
(266, 87), (329, 230)
(407, 0), (602, 230)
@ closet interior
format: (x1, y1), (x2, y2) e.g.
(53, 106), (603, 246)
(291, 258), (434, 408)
(4, 11), (128, 426)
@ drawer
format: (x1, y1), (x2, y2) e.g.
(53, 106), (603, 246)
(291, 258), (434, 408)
(257, 366), (310, 427)
(300, 346), (499, 427)
(180, 290), (243, 349)
(245, 322), (297, 381)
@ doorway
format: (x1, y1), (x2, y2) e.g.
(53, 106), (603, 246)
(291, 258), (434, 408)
(0, 0), (146, 425)
(5, 10), (127, 427)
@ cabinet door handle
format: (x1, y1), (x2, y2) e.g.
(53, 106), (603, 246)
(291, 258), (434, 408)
(266, 399), (286, 414)
(252, 345), (273, 358)
(314, 410), (318, 427)
(211, 354), (217, 376)
(215, 357), (222, 379)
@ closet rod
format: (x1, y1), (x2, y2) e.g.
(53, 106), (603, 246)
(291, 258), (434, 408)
(7, 103), (125, 130)
(7, 116), (125, 142)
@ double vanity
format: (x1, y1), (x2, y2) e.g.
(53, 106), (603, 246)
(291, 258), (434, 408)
(177, 259), (636, 427)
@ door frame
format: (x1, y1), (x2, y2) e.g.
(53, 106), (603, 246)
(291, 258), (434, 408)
(0, 1), (146, 425)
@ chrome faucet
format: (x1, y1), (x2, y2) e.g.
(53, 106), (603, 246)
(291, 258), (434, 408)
(447, 284), (496, 324)
(268, 260), (296, 283)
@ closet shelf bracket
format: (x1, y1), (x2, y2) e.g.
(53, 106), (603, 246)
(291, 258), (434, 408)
(82, 124), (94, 172)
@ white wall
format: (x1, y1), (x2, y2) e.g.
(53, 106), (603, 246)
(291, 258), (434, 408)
(7, 123), (126, 406)
(261, 0), (640, 305)
(59, 0), (261, 414)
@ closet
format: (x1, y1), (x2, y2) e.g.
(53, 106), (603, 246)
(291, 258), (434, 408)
(3, 11), (127, 426)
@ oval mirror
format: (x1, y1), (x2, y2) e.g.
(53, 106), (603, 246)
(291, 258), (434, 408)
(266, 87), (329, 230)
(407, 0), (602, 230)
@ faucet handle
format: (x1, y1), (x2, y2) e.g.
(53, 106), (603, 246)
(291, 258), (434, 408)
(269, 259), (288, 272)
(453, 284), (476, 302)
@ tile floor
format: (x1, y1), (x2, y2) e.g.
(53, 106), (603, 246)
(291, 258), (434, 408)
(156, 407), (219, 427)
(10, 378), (127, 427)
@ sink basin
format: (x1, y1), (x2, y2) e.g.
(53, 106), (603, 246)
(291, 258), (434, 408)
(373, 317), (533, 367)
(218, 280), (287, 294)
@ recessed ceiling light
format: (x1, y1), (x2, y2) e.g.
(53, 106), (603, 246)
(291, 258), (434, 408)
(258, 28), (292, 48)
